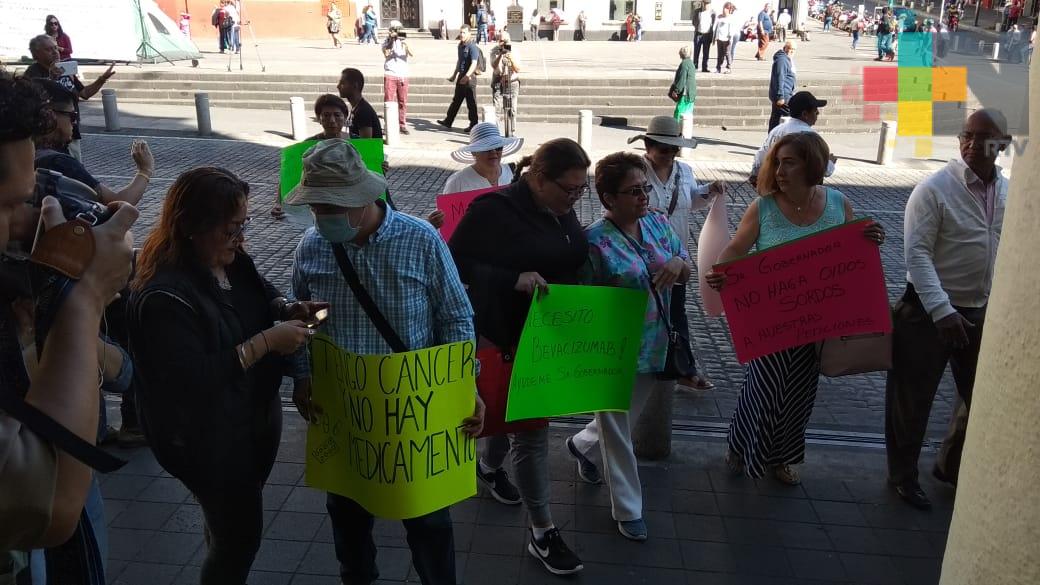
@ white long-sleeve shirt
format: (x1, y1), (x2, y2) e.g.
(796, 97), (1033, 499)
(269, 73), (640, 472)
(750, 118), (835, 179)
(903, 158), (1007, 320)
(644, 157), (712, 246)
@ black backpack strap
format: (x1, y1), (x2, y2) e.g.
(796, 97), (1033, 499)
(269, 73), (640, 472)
(330, 243), (408, 353)
(0, 394), (126, 473)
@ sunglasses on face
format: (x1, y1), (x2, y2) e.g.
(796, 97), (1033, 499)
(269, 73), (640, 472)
(53, 109), (78, 123)
(48, 21), (59, 26)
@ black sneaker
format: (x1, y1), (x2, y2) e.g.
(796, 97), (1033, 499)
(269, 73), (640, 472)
(528, 528), (583, 575)
(566, 436), (602, 484)
(477, 466), (522, 505)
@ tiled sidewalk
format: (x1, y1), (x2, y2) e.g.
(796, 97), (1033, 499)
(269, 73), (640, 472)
(102, 417), (954, 585)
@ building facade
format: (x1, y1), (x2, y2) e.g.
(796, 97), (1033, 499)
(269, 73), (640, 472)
(157, 0), (802, 42)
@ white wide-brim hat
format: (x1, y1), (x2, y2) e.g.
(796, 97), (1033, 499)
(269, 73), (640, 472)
(451, 122), (524, 164)
(285, 139), (387, 208)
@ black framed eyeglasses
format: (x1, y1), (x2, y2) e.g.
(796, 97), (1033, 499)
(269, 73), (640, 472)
(551, 178), (591, 198)
(226, 217), (252, 240)
(53, 109), (78, 123)
(47, 21), (59, 26)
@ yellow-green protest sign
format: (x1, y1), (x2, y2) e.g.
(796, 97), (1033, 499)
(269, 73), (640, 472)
(279, 138), (385, 201)
(304, 335), (477, 519)
(506, 285), (648, 421)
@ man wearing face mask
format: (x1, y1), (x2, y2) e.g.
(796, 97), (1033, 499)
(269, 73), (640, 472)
(285, 139), (484, 585)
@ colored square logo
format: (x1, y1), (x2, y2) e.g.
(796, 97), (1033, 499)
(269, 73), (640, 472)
(898, 67), (933, 102)
(898, 32), (934, 68)
(933, 101), (968, 136)
(897, 102), (933, 136)
(932, 67), (968, 101)
(863, 67), (898, 102)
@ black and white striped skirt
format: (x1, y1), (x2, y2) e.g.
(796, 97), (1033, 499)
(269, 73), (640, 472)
(727, 344), (820, 478)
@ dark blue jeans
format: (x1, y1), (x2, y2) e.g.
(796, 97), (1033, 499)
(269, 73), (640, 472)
(326, 493), (456, 585)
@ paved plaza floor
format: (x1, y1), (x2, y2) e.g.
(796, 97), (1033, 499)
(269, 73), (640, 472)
(80, 131), (965, 585)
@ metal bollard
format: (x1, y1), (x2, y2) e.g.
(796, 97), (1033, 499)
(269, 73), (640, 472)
(480, 105), (497, 127)
(289, 96), (307, 141)
(953, 34), (961, 52)
(992, 42), (1001, 60)
(101, 89), (120, 132)
(578, 110), (593, 152)
(978, 40), (986, 54)
(876, 120), (897, 165)
(194, 92), (212, 136)
(680, 112), (694, 159)
(384, 102), (400, 146)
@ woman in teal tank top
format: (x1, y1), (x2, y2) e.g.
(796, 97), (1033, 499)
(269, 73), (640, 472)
(706, 132), (885, 485)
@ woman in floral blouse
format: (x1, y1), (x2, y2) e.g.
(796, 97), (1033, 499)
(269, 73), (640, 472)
(566, 152), (690, 542)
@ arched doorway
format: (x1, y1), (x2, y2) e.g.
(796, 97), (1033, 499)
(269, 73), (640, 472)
(381, 0), (420, 27)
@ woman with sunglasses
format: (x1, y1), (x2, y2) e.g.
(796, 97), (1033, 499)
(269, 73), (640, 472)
(128, 168), (325, 585)
(566, 152), (690, 542)
(630, 116), (726, 391)
(31, 80), (154, 206)
(44, 15), (72, 59)
(447, 138), (590, 576)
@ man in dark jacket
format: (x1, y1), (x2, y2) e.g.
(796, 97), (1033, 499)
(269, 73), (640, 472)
(438, 25), (481, 132)
(767, 40), (797, 131)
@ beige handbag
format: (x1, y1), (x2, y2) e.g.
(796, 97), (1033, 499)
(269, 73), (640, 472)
(817, 332), (893, 377)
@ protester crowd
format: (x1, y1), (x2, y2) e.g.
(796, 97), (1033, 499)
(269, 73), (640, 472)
(0, 10), (1015, 585)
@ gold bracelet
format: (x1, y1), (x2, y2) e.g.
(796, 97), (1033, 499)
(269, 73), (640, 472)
(236, 344), (248, 370)
(248, 336), (258, 362)
(136, 171), (151, 181)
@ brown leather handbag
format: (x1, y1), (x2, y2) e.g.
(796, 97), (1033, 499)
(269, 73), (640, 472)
(817, 332), (893, 377)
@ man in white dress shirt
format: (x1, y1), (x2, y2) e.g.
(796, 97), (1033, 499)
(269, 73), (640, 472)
(885, 109), (1010, 511)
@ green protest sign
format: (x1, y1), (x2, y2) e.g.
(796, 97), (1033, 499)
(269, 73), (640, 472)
(506, 285), (648, 421)
(304, 335), (477, 519)
(279, 138), (385, 201)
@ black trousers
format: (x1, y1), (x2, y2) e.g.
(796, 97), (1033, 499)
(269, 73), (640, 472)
(669, 281), (700, 379)
(193, 482), (265, 585)
(884, 285), (986, 486)
(443, 79), (478, 128)
(768, 102), (790, 132)
(327, 493), (456, 585)
(694, 32), (713, 71)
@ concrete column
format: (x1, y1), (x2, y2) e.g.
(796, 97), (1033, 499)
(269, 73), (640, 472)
(481, 105), (497, 127)
(194, 93), (212, 136)
(100, 89), (120, 132)
(939, 55), (1039, 585)
(289, 96), (307, 141)
(578, 110), (593, 152)
(384, 102), (400, 146)
(680, 112), (695, 159)
(876, 120), (897, 165)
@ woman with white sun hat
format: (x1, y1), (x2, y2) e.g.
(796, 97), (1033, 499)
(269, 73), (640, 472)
(441, 122), (524, 194)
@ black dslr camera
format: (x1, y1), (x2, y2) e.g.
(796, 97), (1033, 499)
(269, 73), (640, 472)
(33, 168), (113, 225)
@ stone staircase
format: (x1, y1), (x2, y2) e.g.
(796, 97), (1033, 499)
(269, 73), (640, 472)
(103, 72), (899, 131)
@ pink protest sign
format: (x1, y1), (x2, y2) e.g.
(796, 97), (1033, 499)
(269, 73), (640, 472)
(715, 219), (891, 364)
(435, 186), (499, 241)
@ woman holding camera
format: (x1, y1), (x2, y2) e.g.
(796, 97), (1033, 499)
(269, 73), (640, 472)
(129, 168), (325, 585)
(706, 133), (884, 485)
(567, 152), (690, 542)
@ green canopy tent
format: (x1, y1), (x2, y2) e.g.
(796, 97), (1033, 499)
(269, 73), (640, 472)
(134, 0), (202, 64)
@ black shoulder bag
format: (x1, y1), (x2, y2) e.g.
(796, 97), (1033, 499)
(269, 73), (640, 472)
(605, 219), (694, 380)
(330, 243), (408, 353)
